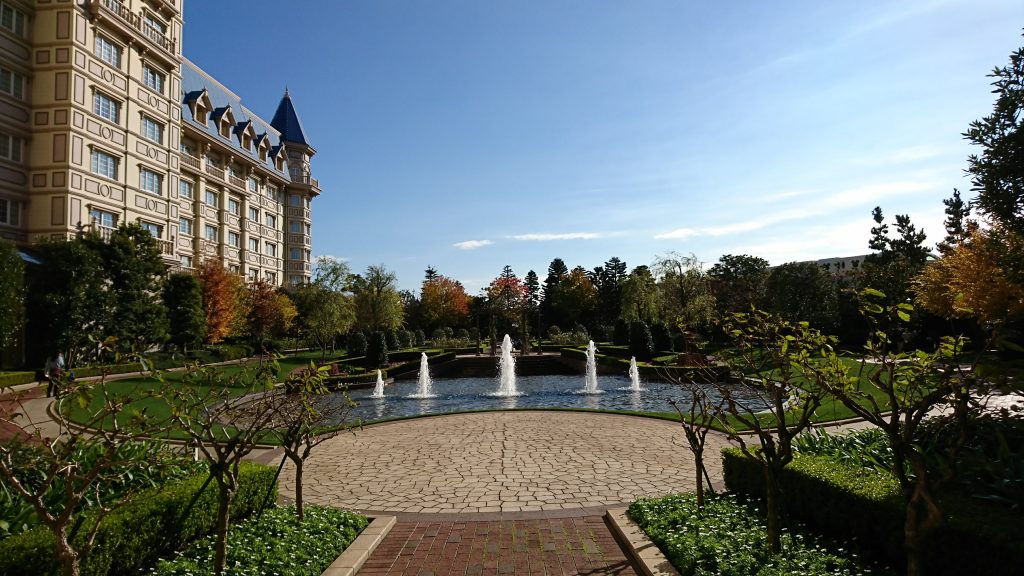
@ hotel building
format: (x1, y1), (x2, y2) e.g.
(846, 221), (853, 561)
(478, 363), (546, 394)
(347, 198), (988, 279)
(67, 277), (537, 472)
(0, 0), (319, 286)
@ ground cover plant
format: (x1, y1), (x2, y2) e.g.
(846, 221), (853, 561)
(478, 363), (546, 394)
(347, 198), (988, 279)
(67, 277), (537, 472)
(146, 505), (367, 576)
(628, 492), (890, 576)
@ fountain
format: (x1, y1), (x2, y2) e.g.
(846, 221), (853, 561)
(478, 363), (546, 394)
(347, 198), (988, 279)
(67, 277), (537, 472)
(582, 340), (602, 394)
(493, 334), (522, 396)
(408, 353), (435, 398)
(627, 357), (642, 391)
(370, 369), (385, 398)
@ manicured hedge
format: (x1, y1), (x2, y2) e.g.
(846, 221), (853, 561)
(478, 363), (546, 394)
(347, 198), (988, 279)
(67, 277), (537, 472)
(0, 462), (277, 576)
(722, 448), (1024, 576)
(0, 372), (36, 387)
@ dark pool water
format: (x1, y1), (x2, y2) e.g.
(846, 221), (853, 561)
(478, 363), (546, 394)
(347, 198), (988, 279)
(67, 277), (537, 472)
(330, 374), (715, 423)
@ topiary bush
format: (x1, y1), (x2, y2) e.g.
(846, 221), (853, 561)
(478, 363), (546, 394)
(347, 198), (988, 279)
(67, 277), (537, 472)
(365, 332), (388, 369)
(347, 332), (367, 357)
(650, 322), (673, 352)
(628, 321), (654, 361)
(414, 329), (426, 347)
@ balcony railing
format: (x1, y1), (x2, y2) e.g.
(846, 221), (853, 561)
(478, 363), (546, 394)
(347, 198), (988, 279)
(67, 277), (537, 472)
(229, 175), (245, 190)
(92, 223), (174, 256)
(289, 172), (319, 188)
(156, 238), (174, 256)
(181, 154), (201, 171)
(90, 0), (176, 55)
(205, 164), (223, 180)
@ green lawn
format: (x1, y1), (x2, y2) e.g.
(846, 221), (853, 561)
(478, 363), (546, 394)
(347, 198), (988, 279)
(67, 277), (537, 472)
(63, 351), (348, 441)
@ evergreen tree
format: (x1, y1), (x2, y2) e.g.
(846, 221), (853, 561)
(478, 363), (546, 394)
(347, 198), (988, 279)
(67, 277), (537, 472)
(761, 262), (839, 332)
(0, 239), (25, 354)
(348, 331), (368, 356)
(86, 224), (168, 351)
(524, 270), (540, 310)
(650, 322), (673, 352)
(613, 318), (630, 346)
(628, 321), (654, 361)
(708, 254), (770, 315)
(365, 331), (389, 369)
(26, 239), (109, 366)
(541, 258), (568, 327)
(867, 206), (890, 255)
(164, 273), (206, 351)
(937, 189), (973, 255)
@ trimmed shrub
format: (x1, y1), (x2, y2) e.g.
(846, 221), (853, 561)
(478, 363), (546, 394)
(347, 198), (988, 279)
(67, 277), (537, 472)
(0, 371), (36, 386)
(650, 322), (673, 352)
(455, 328), (469, 339)
(414, 329), (426, 347)
(547, 325), (561, 337)
(431, 328), (445, 341)
(628, 321), (654, 361)
(0, 463), (277, 576)
(347, 332), (368, 357)
(397, 330), (414, 349)
(722, 448), (1024, 576)
(365, 332), (388, 369)
(612, 319), (630, 346)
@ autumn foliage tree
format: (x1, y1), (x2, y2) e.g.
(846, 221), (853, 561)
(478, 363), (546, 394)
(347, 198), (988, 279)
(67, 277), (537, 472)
(245, 280), (297, 346)
(487, 266), (527, 323)
(420, 274), (470, 330)
(196, 258), (246, 344)
(914, 228), (1024, 324)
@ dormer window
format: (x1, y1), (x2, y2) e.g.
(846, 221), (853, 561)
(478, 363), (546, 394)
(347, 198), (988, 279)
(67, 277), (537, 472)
(236, 121), (256, 151)
(190, 90), (212, 126)
(216, 106), (236, 139)
(256, 134), (269, 161)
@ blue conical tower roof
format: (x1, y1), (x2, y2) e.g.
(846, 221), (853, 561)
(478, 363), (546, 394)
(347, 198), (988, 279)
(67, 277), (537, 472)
(270, 88), (310, 147)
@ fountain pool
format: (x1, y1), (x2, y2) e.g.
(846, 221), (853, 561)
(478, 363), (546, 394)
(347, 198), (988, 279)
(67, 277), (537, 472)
(324, 374), (732, 423)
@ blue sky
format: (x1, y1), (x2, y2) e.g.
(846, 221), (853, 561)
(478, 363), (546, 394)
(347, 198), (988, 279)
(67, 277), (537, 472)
(183, 1), (1022, 293)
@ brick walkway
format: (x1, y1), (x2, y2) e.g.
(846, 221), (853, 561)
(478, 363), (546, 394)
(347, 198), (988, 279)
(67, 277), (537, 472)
(360, 516), (640, 576)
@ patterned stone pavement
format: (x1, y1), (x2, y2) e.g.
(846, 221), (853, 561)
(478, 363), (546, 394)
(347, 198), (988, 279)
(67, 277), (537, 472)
(359, 516), (640, 576)
(280, 411), (729, 515)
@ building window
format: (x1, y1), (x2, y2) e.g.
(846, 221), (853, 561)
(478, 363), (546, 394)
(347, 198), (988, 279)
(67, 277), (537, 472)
(265, 242), (277, 257)
(0, 132), (22, 162)
(141, 116), (163, 144)
(266, 185), (278, 201)
(94, 35), (122, 68)
(290, 275), (302, 286)
(180, 255), (193, 268)
(265, 214), (276, 229)
(288, 221), (301, 233)
(289, 247), (301, 260)
(180, 141), (195, 156)
(219, 120), (230, 139)
(88, 208), (116, 229)
(204, 189), (217, 206)
(265, 271), (276, 284)
(0, 66), (25, 99)
(139, 168), (162, 195)
(0, 3), (27, 38)
(179, 180), (194, 200)
(90, 149), (119, 179)
(142, 64), (164, 93)
(248, 237), (258, 252)
(228, 231), (240, 247)
(228, 197), (240, 215)
(143, 14), (166, 44)
(248, 177), (259, 193)
(203, 224), (217, 241)
(289, 194), (302, 207)
(0, 197), (20, 225)
(140, 221), (161, 238)
(248, 207), (259, 221)
(93, 92), (120, 123)
(228, 264), (240, 274)
(179, 217), (193, 235)
(205, 152), (220, 168)
(248, 268), (259, 281)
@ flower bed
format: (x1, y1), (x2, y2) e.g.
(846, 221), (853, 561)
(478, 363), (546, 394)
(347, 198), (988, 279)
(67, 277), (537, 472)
(147, 505), (368, 575)
(627, 492), (890, 576)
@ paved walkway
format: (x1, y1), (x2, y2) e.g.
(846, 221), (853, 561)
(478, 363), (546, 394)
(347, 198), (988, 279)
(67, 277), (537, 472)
(360, 516), (639, 576)
(279, 411), (728, 516)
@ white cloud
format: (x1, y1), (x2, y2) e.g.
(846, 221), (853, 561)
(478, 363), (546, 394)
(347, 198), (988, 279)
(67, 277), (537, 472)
(510, 232), (605, 241)
(453, 239), (493, 250)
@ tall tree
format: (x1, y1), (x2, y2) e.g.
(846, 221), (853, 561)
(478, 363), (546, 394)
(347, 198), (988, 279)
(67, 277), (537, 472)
(487, 266), (526, 325)
(654, 252), (716, 332)
(26, 239), (109, 366)
(311, 256), (353, 293)
(707, 254), (769, 315)
(423, 266), (439, 282)
(863, 207), (930, 307)
(964, 39), (1024, 284)
(591, 256), (628, 323)
(0, 239), (25, 353)
(86, 224), (168, 351)
(245, 280), (297, 346)
(936, 189), (973, 255)
(288, 284), (354, 358)
(554, 266), (598, 327)
(964, 38), (1024, 237)
(352, 265), (404, 331)
(620, 265), (659, 324)
(420, 274), (470, 330)
(541, 258), (569, 327)
(761, 261), (839, 332)
(163, 273), (206, 351)
(524, 270), (540, 311)
(196, 258), (246, 345)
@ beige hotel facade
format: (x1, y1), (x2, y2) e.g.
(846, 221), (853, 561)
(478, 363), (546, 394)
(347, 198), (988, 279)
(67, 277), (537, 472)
(0, 0), (319, 286)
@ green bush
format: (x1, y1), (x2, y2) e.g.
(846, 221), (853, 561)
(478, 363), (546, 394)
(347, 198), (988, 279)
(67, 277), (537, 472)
(722, 448), (1024, 576)
(0, 463), (277, 576)
(0, 372), (36, 387)
(628, 492), (888, 576)
(629, 321), (654, 361)
(149, 505), (367, 575)
(347, 332), (368, 356)
(365, 332), (388, 369)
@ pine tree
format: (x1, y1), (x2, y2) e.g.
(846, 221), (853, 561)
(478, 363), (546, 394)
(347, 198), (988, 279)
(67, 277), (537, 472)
(937, 189), (973, 255)
(164, 273), (206, 351)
